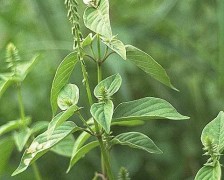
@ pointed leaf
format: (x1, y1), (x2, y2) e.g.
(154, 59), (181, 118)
(126, 45), (177, 90)
(83, 0), (112, 38)
(13, 128), (32, 152)
(48, 104), (79, 136)
(201, 111), (224, 152)
(12, 121), (79, 176)
(0, 117), (31, 136)
(67, 141), (99, 172)
(194, 162), (221, 180)
(90, 100), (114, 133)
(51, 52), (78, 115)
(51, 135), (75, 157)
(101, 37), (126, 60)
(113, 97), (189, 121)
(94, 74), (122, 99)
(112, 132), (162, 154)
(57, 84), (79, 111)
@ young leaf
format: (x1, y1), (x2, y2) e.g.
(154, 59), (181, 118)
(47, 104), (79, 136)
(101, 37), (126, 60)
(12, 121), (79, 176)
(94, 74), (122, 99)
(112, 132), (162, 154)
(57, 84), (79, 111)
(194, 162), (221, 180)
(51, 135), (75, 157)
(126, 45), (177, 90)
(13, 128), (32, 152)
(113, 97), (189, 121)
(201, 111), (224, 152)
(51, 52), (78, 115)
(0, 136), (14, 174)
(83, 0), (112, 39)
(90, 100), (114, 133)
(117, 167), (131, 180)
(67, 141), (99, 172)
(0, 117), (31, 136)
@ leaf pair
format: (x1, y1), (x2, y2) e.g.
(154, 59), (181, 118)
(91, 74), (122, 133)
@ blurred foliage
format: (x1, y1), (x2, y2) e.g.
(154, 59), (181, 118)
(0, 0), (224, 179)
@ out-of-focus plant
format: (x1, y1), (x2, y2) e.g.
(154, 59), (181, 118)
(2, 0), (190, 179)
(195, 111), (224, 180)
(0, 43), (47, 179)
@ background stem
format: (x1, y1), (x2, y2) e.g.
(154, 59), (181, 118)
(31, 162), (42, 180)
(17, 84), (25, 123)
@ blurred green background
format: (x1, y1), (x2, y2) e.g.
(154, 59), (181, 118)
(0, 0), (224, 179)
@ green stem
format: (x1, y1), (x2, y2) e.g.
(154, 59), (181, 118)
(97, 34), (101, 60)
(16, 84), (25, 123)
(97, 63), (102, 83)
(31, 162), (42, 180)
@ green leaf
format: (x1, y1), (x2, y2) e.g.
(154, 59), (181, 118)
(126, 45), (177, 90)
(67, 141), (99, 172)
(101, 37), (126, 60)
(30, 121), (48, 134)
(48, 104), (79, 136)
(83, 0), (112, 38)
(16, 54), (39, 81)
(81, 33), (96, 48)
(57, 84), (79, 111)
(0, 77), (13, 98)
(113, 97), (189, 121)
(201, 111), (224, 152)
(111, 120), (145, 127)
(51, 135), (75, 157)
(112, 132), (162, 154)
(0, 117), (31, 136)
(0, 136), (14, 174)
(94, 74), (122, 99)
(90, 100), (114, 133)
(194, 162), (221, 180)
(12, 121), (79, 176)
(13, 128), (32, 152)
(51, 52), (78, 115)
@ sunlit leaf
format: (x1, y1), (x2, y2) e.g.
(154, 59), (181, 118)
(126, 45), (177, 90)
(83, 0), (112, 38)
(81, 33), (96, 48)
(113, 97), (189, 121)
(112, 132), (162, 154)
(90, 100), (114, 133)
(111, 120), (144, 127)
(12, 121), (79, 176)
(51, 52), (78, 115)
(67, 141), (99, 172)
(201, 111), (224, 152)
